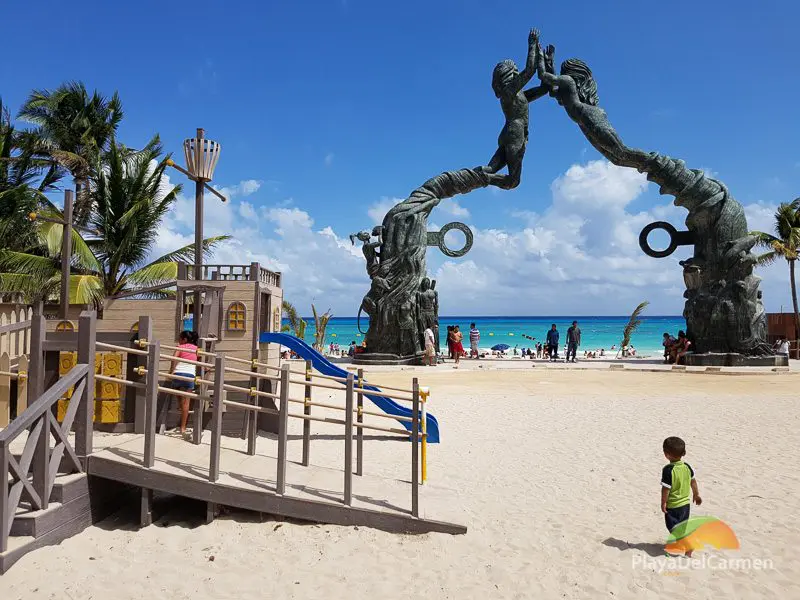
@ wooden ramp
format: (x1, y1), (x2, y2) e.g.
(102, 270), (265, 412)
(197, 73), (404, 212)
(88, 434), (466, 535)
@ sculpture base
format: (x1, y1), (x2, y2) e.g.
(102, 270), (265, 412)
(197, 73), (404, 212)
(353, 352), (424, 366)
(684, 353), (789, 367)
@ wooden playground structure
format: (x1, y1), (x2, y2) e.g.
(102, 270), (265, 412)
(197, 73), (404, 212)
(0, 307), (465, 573)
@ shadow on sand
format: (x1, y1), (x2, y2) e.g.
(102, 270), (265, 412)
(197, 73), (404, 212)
(602, 537), (665, 557)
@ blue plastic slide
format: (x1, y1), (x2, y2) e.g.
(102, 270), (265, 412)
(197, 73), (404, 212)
(259, 333), (440, 443)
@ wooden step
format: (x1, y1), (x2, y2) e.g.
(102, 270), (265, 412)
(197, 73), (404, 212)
(50, 473), (90, 504)
(10, 477), (130, 537)
(1, 479), (134, 574)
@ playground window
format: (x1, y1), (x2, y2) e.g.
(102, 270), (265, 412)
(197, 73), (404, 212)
(227, 301), (247, 331)
(55, 320), (74, 332)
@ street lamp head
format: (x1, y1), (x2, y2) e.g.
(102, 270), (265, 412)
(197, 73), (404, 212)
(183, 128), (221, 182)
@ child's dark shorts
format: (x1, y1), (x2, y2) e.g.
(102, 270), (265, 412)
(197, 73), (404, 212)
(665, 504), (690, 532)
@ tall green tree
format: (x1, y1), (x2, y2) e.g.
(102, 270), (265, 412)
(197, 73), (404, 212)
(617, 300), (649, 357)
(282, 300), (307, 339)
(752, 199), (800, 340)
(0, 98), (62, 252)
(0, 136), (228, 303)
(312, 304), (332, 351)
(18, 81), (122, 224)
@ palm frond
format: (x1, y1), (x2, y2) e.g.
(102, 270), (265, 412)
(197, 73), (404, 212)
(69, 274), (103, 305)
(621, 301), (649, 348)
(126, 261), (178, 286)
(142, 236), (231, 267)
(312, 304), (333, 350)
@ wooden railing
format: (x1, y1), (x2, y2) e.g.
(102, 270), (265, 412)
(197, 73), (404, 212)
(179, 262), (281, 287)
(130, 341), (424, 517)
(0, 312), (96, 552)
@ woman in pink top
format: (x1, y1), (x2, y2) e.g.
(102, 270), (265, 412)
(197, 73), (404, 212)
(170, 330), (199, 436)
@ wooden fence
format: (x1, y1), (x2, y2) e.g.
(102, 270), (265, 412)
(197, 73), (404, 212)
(0, 307), (33, 426)
(0, 312), (96, 552)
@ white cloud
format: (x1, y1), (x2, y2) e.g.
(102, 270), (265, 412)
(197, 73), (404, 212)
(150, 163), (794, 316)
(367, 197), (400, 224)
(214, 179), (262, 199)
(438, 198), (470, 218)
(324, 153), (335, 167)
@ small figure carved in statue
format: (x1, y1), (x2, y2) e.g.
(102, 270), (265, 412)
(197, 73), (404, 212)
(350, 226), (383, 278)
(398, 299), (419, 356)
(478, 28), (550, 190)
(417, 277), (440, 353)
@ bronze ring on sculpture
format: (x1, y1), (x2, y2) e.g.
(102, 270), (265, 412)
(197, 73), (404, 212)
(426, 222), (474, 258)
(639, 221), (694, 258)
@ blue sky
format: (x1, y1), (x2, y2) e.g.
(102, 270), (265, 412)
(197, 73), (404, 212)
(3, 0), (800, 315)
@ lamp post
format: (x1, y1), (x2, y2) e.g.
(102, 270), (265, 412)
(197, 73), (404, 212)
(29, 190), (81, 320)
(166, 128), (225, 332)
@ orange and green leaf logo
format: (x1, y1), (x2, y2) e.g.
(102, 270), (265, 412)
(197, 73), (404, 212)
(665, 516), (739, 554)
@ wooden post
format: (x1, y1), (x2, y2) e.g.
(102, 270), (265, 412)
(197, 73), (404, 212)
(16, 355), (29, 416)
(411, 377), (420, 518)
(140, 487), (153, 527)
(28, 302), (45, 400)
(143, 341), (160, 468)
(0, 442), (8, 552)
(276, 364), (289, 495)
(132, 316), (152, 433)
(302, 359), (312, 466)
(60, 190), (73, 321)
(192, 357), (204, 446)
(246, 356), (257, 456)
(0, 353), (9, 427)
(356, 368), (364, 476)
(209, 355), (225, 482)
(32, 413), (49, 510)
(75, 311), (96, 461)
(344, 373), (354, 506)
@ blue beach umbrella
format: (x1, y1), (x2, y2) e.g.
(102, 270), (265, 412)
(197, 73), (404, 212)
(491, 343), (510, 351)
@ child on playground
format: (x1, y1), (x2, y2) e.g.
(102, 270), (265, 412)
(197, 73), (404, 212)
(661, 436), (702, 555)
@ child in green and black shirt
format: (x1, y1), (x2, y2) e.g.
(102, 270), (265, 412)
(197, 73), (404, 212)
(661, 437), (702, 552)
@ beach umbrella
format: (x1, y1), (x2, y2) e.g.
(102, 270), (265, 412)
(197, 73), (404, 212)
(491, 343), (510, 351)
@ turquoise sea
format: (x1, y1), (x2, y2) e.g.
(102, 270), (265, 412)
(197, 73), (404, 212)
(292, 316), (687, 357)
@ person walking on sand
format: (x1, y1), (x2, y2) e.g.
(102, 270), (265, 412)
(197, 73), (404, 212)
(169, 330), (200, 438)
(661, 436), (702, 556)
(423, 326), (436, 366)
(546, 323), (559, 361)
(469, 322), (481, 358)
(452, 325), (465, 366)
(566, 320), (581, 363)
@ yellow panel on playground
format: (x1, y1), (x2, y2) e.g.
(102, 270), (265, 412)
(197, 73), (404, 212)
(57, 351), (124, 424)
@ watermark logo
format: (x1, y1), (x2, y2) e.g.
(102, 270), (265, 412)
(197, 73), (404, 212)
(665, 516), (739, 554)
(632, 516), (774, 573)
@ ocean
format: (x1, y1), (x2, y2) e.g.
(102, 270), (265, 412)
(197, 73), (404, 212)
(291, 315), (687, 357)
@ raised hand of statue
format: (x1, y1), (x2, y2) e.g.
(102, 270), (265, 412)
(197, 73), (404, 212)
(529, 28), (540, 48)
(544, 44), (556, 74)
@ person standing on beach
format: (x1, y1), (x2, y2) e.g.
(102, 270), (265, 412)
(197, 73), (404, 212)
(469, 322), (481, 358)
(546, 324), (559, 361)
(423, 326), (436, 366)
(661, 436), (702, 556)
(566, 320), (581, 363)
(452, 325), (465, 366)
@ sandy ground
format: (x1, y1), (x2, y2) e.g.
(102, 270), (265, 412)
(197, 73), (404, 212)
(2, 367), (799, 599)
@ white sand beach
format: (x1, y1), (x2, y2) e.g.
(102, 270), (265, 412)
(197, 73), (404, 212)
(2, 368), (799, 599)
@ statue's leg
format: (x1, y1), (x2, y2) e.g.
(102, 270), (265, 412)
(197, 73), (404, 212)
(478, 146), (506, 174)
(488, 142), (524, 190)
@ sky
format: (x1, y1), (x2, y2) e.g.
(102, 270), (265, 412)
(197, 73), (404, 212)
(3, 0), (800, 316)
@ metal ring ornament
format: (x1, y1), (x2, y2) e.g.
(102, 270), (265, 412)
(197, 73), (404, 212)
(638, 221), (694, 259)
(427, 222), (473, 258)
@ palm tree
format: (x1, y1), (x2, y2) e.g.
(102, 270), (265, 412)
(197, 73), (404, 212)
(617, 300), (649, 358)
(0, 98), (63, 252)
(752, 199), (800, 340)
(281, 300), (307, 339)
(312, 304), (332, 351)
(0, 136), (228, 303)
(18, 82), (122, 224)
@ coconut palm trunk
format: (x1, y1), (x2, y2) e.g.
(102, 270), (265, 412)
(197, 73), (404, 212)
(790, 259), (800, 341)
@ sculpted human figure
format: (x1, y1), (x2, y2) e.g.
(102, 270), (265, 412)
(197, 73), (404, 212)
(534, 43), (650, 169)
(478, 28), (549, 190)
(398, 299), (419, 356)
(350, 226), (383, 278)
